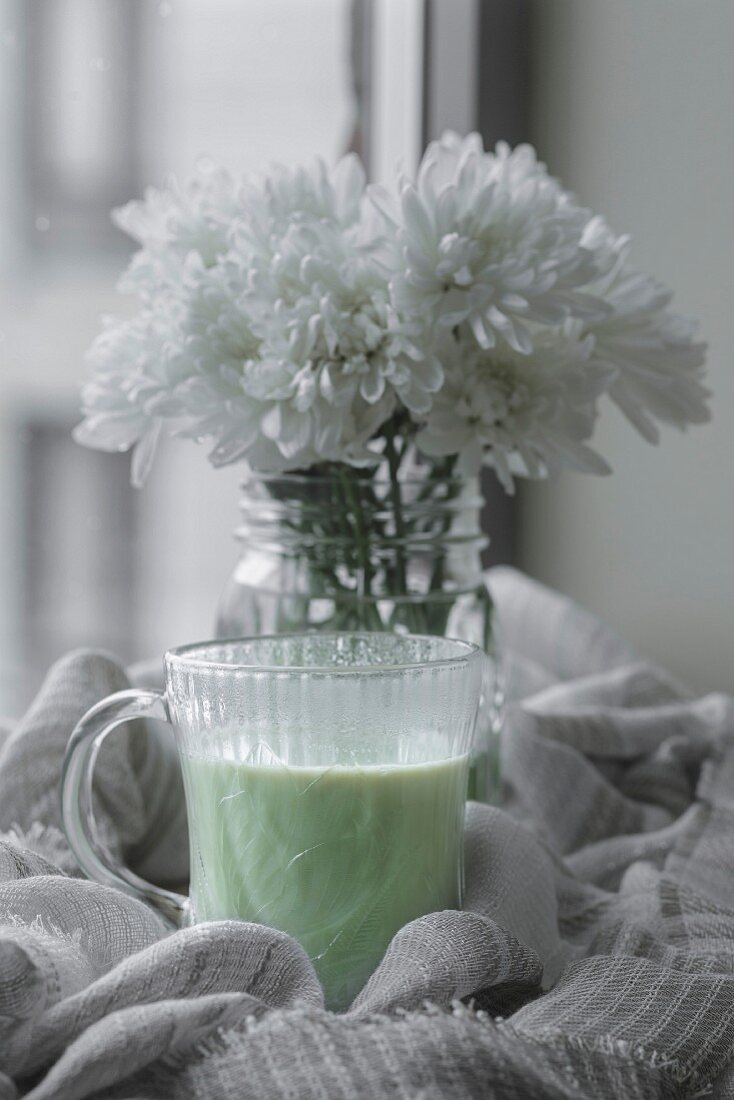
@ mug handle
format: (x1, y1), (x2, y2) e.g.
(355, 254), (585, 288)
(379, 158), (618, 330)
(61, 688), (188, 927)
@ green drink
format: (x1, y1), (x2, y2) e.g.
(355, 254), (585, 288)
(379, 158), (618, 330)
(63, 634), (482, 1006)
(180, 751), (468, 1010)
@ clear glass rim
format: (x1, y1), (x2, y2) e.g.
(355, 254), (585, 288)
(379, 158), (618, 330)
(165, 631), (483, 676)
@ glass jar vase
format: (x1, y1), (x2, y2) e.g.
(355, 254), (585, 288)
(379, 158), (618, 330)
(215, 466), (502, 801)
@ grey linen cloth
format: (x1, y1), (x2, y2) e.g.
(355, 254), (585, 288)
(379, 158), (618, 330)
(1, 568), (734, 1098)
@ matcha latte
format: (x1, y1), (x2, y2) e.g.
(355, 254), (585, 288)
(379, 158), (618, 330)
(62, 633), (482, 1007)
(180, 751), (468, 1010)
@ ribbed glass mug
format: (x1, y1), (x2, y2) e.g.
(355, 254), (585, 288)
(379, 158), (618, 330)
(61, 632), (484, 1010)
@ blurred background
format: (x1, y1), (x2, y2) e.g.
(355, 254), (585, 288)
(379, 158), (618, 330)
(0, 0), (732, 715)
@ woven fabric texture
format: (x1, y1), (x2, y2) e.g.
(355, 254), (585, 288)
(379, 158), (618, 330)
(1, 567), (734, 1099)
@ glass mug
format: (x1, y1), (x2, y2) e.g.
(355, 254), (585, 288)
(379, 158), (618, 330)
(62, 632), (484, 1010)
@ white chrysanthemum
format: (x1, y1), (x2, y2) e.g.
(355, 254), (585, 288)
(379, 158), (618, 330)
(196, 159), (444, 468)
(155, 257), (395, 472)
(78, 156), (443, 478)
(375, 132), (612, 356)
(137, 261), (267, 466)
(579, 234), (710, 441)
(113, 161), (240, 299)
(239, 211), (441, 416)
(242, 153), (367, 232)
(73, 309), (182, 486)
(416, 332), (612, 493)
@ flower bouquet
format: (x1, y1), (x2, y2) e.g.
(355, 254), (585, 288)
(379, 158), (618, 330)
(75, 133), (709, 795)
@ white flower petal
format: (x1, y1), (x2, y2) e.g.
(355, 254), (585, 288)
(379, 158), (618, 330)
(131, 422), (163, 488)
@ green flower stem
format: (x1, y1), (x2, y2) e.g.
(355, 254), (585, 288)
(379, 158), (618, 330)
(427, 457), (459, 603)
(382, 426), (408, 596)
(338, 467), (383, 630)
